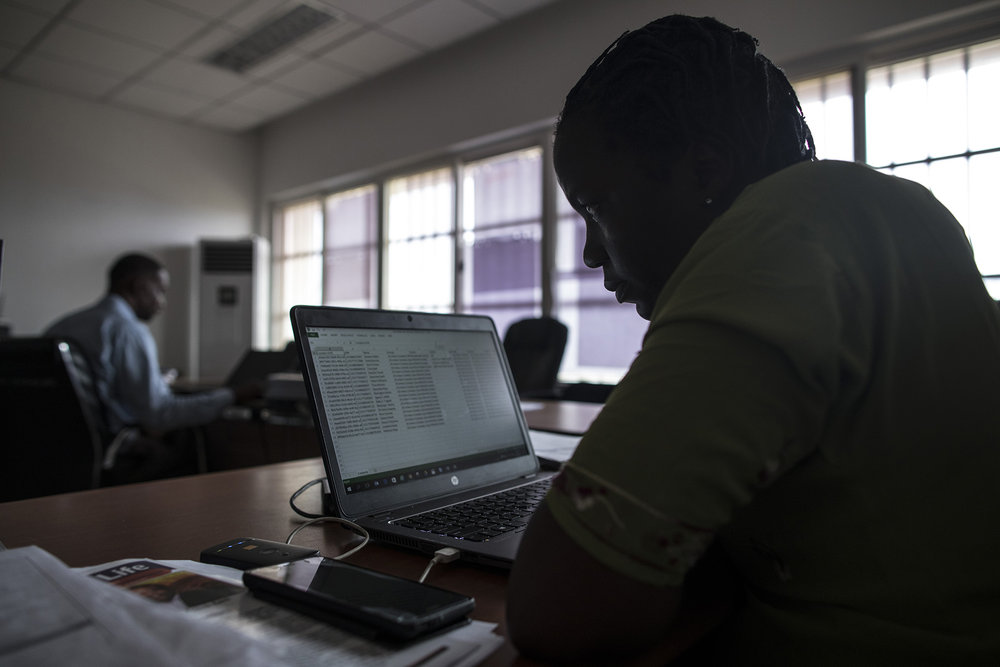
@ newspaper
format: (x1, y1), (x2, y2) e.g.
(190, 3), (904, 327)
(0, 546), (502, 667)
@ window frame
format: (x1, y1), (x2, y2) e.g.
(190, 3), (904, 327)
(268, 10), (1000, 356)
(268, 130), (558, 340)
(785, 11), (1000, 290)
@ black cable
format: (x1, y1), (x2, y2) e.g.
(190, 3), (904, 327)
(286, 477), (370, 560)
(289, 477), (326, 518)
(286, 517), (369, 560)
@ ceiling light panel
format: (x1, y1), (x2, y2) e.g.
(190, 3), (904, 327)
(206, 3), (339, 73)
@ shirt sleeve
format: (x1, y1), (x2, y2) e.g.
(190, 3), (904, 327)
(113, 321), (234, 433)
(546, 188), (861, 587)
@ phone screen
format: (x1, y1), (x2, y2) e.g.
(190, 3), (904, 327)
(243, 557), (474, 640)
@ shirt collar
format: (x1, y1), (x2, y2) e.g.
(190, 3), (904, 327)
(105, 293), (138, 322)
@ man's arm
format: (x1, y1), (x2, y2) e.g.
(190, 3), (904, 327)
(116, 325), (235, 432)
(506, 502), (682, 664)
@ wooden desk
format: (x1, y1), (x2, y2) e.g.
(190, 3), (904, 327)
(0, 458), (519, 664)
(520, 399), (602, 435)
(0, 399), (600, 566)
(0, 401), (727, 665)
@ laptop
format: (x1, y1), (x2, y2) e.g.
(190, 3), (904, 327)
(224, 347), (298, 387)
(290, 305), (556, 569)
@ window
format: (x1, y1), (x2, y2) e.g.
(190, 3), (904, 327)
(271, 198), (322, 344)
(553, 198), (646, 383)
(270, 187), (379, 345)
(272, 148), (549, 349)
(272, 29), (1000, 378)
(866, 40), (1000, 283)
(385, 167), (455, 312)
(460, 148), (543, 342)
(271, 144), (644, 383)
(795, 71), (854, 162)
(793, 36), (1000, 296)
(324, 185), (379, 311)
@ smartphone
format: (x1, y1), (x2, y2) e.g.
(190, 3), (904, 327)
(200, 537), (319, 570)
(242, 557), (475, 641)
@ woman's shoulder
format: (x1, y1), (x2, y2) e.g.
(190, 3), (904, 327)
(753, 159), (880, 193)
(752, 159), (924, 198)
(731, 159), (932, 227)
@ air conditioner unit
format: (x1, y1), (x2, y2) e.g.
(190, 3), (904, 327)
(197, 237), (269, 381)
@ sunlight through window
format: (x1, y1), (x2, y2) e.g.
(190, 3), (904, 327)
(385, 168), (455, 312)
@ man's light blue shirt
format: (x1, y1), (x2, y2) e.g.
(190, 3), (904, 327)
(45, 294), (233, 434)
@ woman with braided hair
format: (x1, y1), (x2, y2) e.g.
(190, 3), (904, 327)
(507, 15), (1000, 664)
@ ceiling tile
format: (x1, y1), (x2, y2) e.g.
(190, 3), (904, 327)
(113, 81), (210, 117)
(34, 22), (162, 77)
(288, 13), (361, 56)
(144, 57), (248, 98)
(0, 3), (52, 48)
(229, 82), (307, 115)
(156, 0), (248, 20)
(195, 101), (270, 132)
(241, 48), (305, 79)
(177, 24), (240, 60)
(0, 43), (19, 69)
(316, 0), (424, 24)
(0, 0), (542, 132)
(383, 0), (496, 50)
(222, 0), (293, 31)
(464, 0), (552, 19)
(66, 0), (204, 51)
(6, 0), (75, 14)
(270, 57), (359, 98)
(11, 51), (124, 98)
(320, 28), (423, 76)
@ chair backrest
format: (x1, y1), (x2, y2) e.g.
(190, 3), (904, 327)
(502, 316), (569, 398)
(0, 337), (105, 501)
(560, 381), (614, 404)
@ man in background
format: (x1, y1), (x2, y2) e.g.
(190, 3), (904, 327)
(46, 252), (260, 481)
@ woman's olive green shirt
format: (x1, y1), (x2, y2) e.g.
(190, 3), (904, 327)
(547, 160), (1000, 662)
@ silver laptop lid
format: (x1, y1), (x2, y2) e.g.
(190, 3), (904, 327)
(291, 306), (539, 520)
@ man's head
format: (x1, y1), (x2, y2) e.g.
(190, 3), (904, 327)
(108, 253), (169, 322)
(553, 15), (814, 319)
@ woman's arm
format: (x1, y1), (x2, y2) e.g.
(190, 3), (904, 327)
(506, 502), (683, 664)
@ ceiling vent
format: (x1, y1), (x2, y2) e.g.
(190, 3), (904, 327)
(206, 4), (337, 74)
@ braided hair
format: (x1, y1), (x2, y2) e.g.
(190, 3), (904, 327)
(556, 15), (815, 184)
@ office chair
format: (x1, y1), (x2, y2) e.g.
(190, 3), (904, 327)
(502, 316), (568, 399)
(0, 337), (105, 502)
(560, 381), (614, 404)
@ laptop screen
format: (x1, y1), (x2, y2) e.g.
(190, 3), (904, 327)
(293, 306), (542, 519)
(304, 325), (529, 495)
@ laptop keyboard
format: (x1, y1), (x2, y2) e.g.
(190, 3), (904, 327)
(393, 477), (552, 542)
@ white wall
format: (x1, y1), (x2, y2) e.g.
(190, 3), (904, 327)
(0, 81), (256, 373)
(258, 0), (995, 200)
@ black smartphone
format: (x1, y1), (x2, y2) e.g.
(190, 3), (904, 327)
(242, 557), (475, 641)
(200, 537), (319, 570)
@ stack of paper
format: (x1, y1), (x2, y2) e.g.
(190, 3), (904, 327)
(0, 546), (502, 667)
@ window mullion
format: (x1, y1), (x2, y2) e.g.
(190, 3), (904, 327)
(453, 159), (464, 313)
(375, 183), (385, 310)
(379, 182), (389, 309)
(320, 197), (328, 305)
(540, 133), (557, 317)
(852, 63), (867, 164)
